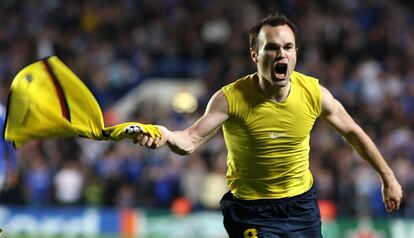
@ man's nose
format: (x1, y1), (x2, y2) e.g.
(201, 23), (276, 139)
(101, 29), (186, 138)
(275, 49), (286, 60)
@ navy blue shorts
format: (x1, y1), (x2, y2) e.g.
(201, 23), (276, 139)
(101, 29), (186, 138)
(220, 185), (322, 238)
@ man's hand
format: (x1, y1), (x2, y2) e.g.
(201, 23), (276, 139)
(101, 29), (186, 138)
(133, 125), (169, 149)
(381, 175), (403, 212)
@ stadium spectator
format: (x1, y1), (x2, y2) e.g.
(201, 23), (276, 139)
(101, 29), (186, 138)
(0, 103), (18, 203)
(53, 160), (84, 206)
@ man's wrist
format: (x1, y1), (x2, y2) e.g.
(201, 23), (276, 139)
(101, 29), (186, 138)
(380, 170), (396, 185)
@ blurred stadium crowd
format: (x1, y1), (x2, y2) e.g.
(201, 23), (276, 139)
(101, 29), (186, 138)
(0, 0), (414, 219)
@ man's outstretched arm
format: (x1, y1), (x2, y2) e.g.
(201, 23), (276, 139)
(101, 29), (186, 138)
(134, 90), (229, 155)
(320, 86), (403, 212)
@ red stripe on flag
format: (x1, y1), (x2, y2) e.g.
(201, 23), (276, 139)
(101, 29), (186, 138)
(42, 59), (71, 121)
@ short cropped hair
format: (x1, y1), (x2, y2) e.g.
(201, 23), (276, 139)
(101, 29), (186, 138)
(248, 14), (298, 51)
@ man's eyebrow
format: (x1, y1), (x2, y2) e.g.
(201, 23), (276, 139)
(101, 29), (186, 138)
(264, 42), (294, 47)
(264, 42), (280, 47)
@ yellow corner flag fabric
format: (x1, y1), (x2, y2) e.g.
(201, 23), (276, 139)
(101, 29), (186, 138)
(3, 56), (161, 148)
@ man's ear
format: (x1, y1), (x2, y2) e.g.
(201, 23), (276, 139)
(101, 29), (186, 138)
(250, 48), (259, 63)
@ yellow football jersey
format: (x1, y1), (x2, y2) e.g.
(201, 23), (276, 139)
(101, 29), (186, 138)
(221, 71), (322, 199)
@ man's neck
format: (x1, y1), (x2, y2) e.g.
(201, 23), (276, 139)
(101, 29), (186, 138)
(254, 74), (291, 102)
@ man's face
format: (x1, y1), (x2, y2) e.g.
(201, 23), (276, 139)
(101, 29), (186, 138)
(251, 24), (297, 87)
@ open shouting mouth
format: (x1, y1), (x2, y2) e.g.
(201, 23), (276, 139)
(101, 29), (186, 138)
(274, 63), (288, 79)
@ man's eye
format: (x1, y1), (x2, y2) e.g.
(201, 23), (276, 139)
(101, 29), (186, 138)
(265, 46), (278, 51)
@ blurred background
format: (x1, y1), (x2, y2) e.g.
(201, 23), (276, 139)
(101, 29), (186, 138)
(0, 0), (414, 237)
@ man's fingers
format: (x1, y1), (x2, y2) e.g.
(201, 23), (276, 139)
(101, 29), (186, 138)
(385, 198), (401, 212)
(151, 137), (161, 149)
(133, 133), (144, 144)
(140, 135), (149, 146)
(392, 199), (401, 211)
(386, 201), (393, 212)
(133, 133), (161, 149)
(146, 137), (154, 147)
(390, 201), (397, 211)
(154, 137), (160, 146)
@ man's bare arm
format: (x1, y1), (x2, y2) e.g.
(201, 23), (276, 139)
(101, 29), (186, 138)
(135, 90), (229, 155)
(320, 86), (403, 212)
